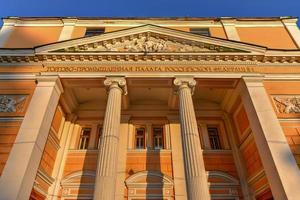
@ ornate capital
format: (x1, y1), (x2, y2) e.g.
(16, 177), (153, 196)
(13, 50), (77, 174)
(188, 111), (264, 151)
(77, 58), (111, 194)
(173, 77), (196, 95)
(104, 77), (127, 95)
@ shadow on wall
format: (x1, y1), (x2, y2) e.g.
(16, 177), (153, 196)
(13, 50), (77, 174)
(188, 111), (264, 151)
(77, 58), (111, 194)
(146, 149), (163, 200)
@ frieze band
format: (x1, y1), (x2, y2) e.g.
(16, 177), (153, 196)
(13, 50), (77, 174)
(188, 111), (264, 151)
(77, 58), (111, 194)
(44, 65), (255, 73)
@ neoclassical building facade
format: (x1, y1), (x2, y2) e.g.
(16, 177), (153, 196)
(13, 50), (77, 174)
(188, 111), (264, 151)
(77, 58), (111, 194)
(0, 17), (300, 200)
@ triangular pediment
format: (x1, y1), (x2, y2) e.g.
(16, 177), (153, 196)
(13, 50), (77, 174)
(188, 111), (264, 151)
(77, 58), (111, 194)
(35, 25), (266, 55)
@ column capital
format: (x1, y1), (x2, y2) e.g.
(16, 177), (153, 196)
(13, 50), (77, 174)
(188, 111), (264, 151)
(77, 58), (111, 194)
(36, 75), (64, 94)
(104, 77), (127, 95)
(173, 77), (196, 95)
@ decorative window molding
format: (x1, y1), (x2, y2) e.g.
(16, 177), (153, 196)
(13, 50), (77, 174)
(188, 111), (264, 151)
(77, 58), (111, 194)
(61, 170), (96, 199)
(125, 170), (174, 200)
(207, 171), (240, 200)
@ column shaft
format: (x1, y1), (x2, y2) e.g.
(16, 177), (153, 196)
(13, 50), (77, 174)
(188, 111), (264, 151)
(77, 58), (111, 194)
(174, 78), (210, 200)
(93, 77), (126, 200)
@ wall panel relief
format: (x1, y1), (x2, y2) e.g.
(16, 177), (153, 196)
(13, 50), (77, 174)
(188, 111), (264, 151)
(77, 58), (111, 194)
(273, 96), (300, 114)
(0, 95), (27, 113)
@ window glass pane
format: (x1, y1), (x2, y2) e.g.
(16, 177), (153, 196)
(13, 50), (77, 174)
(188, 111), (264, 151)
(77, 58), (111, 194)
(153, 127), (163, 149)
(135, 127), (145, 149)
(78, 128), (91, 150)
(85, 28), (105, 37)
(190, 28), (210, 36)
(207, 127), (221, 149)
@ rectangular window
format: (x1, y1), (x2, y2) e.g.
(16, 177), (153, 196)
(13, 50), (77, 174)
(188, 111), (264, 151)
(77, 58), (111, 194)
(190, 28), (210, 36)
(135, 127), (145, 149)
(207, 127), (221, 149)
(85, 28), (105, 37)
(153, 127), (164, 150)
(78, 128), (91, 150)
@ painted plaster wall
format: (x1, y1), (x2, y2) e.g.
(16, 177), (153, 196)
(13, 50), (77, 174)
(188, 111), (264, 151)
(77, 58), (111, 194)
(4, 26), (62, 48)
(236, 27), (297, 49)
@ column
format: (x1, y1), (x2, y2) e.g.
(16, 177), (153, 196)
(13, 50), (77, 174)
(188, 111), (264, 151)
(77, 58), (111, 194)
(174, 77), (210, 200)
(93, 77), (127, 200)
(0, 76), (63, 200)
(239, 77), (300, 200)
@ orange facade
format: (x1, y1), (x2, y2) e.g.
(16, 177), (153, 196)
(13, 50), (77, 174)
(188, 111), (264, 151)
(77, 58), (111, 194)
(1, 17), (300, 200)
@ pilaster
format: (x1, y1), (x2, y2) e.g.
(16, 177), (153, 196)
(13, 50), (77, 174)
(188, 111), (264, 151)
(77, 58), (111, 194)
(239, 77), (300, 200)
(47, 114), (77, 200)
(281, 17), (300, 48)
(0, 76), (63, 200)
(58, 18), (77, 41)
(222, 113), (255, 200)
(221, 18), (241, 41)
(167, 115), (188, 200)
(115, 115), (131, 200)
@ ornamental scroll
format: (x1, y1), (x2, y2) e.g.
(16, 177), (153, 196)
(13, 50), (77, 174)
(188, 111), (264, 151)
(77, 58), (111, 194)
(0, 95), (27, 113)
(273, 96), (300, 114)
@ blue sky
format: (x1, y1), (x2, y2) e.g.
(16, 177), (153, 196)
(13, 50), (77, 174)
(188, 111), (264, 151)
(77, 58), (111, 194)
(1, 0), (300, 26)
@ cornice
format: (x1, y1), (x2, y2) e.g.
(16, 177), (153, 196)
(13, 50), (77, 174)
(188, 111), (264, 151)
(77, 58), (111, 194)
(2, 16), (296, 27)
(0, 53), (299, 64)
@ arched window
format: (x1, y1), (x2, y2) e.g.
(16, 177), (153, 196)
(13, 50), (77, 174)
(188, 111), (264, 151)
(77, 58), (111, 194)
(135, 127), (145, 149)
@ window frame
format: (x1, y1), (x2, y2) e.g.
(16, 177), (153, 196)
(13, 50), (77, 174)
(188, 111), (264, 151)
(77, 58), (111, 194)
(78, 127), (92, 150)
(152, 125), (165, 150)
(207, 126), (222, 150)
(135, 126), (146, 149)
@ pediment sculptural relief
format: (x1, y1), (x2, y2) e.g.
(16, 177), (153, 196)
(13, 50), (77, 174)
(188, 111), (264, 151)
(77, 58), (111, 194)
(96, 36), (211, 52)
(57, 32), (245, 53)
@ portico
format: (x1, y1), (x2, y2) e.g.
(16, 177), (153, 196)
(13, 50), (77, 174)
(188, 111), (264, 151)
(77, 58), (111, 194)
(0, 18), (300, 200)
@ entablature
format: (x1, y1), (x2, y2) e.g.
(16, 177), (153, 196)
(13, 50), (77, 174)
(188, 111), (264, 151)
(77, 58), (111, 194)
(0, 24), (300, 65)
